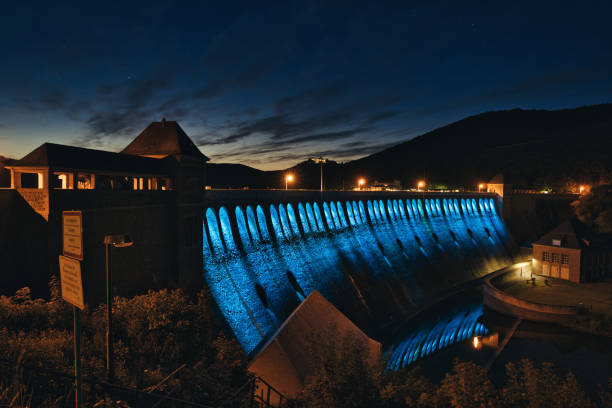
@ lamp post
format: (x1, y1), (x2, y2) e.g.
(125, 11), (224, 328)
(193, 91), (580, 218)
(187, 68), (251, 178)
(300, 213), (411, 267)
(313, 157), (327, 192)
(103, 234), (133, 382)
(285, 174), (294, 190)
(478, 183), (485, 192)
(358, 178), (366, 190)
(417, 180), (425, 191)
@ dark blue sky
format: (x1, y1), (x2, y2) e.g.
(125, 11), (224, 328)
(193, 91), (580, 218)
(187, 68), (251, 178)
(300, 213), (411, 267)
(1, 1), (611, 169)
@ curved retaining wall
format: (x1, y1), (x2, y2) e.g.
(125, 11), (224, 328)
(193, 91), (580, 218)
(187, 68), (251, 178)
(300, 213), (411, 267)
(202, 194), (516, 355)
(483, 274), (577, 325)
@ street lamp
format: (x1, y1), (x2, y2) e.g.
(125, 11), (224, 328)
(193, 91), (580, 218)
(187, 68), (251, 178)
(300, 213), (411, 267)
(478, 183), (485, 192)
(417, 180), (425, 191)
(103, 234), (133, 382)
(285, 174), (294, 190)
(313, 157), (327, 192)
(358, 178), (366, 190)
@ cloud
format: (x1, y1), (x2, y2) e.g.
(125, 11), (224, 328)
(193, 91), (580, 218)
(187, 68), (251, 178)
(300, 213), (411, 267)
(275, 83), (346, 113)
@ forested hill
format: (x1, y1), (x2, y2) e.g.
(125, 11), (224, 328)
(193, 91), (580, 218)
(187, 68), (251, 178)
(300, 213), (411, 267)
(343, 103), (612, 189)
(207, 103), (612, 190)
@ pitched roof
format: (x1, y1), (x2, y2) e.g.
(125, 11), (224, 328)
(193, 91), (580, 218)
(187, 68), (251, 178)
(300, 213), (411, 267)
(9, 143), (169, 175)
(121, 120), (209, 162)
(534, 218), (593, 250)
(487, 173), (504, 184)
(248, 290), (381, 397)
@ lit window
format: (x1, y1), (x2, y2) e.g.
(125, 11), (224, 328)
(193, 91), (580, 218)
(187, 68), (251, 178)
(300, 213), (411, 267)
(551, 253), (560, 263)
(77, 173), (95, 189)
(543, 252), (551, 262)
(561, 254), (569, 265)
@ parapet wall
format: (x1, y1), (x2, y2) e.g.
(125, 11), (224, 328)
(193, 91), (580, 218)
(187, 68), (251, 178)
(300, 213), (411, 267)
(483, 272), (577, 325)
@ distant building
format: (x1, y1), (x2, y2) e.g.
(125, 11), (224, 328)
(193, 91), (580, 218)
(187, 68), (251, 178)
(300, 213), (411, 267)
(369, 179), (401, 191)
(532, 218), (612, 282)
(1, 119), (209, 300)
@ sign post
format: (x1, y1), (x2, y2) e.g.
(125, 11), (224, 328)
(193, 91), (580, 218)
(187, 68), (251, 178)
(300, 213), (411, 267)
(61, 210), (85, 408)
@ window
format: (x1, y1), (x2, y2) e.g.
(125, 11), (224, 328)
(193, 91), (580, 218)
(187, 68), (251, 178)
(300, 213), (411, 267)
(561, 254), (569, 265)
(52, 173), (70, 189)
(551, 253), (560, 263)
(20, 172), (41, 188)
(552, 239), (562, 247)
(77, 173), (95, 189)
(543, 252), (551, 262)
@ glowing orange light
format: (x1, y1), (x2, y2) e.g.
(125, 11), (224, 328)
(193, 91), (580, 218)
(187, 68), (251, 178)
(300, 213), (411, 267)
(473, 336), (480, 349)
(358, 178), (366, 188)
(478, 183), (485, 191)
(417, 180), (425, 190)
(285, 174), (294, 190)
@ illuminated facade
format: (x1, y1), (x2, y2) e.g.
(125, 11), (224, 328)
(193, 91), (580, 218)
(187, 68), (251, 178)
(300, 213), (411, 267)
(1, 119), (209, 300)
(532, 219), (612, 282)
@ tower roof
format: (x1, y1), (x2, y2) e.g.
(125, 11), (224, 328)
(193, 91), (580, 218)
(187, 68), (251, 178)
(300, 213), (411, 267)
(121, 120), (209, 162)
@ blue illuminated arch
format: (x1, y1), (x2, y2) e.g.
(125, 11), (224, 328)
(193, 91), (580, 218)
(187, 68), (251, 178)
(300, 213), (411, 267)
(378, 200), (387, 221)
(411, 199), (419, 217)
(269, 205), (285, 241)
(405, 199), (413, 218)
(219, 207), (237, 251)
(442, 198), (449, 216)
(278, 204), (293, 238)
(417, 200), (425, 217)
(489, 198), (495, 214)
(352, 201), (362, 224)
(424, 199), (432, 217)
(471, 198), (478, 214)
(206, 208), (224, 254)
(478, 198), (485, 213)
(298, 203), (311, 234)
(336, 202), (348, 227)
(306, 203), (319, 232)
(256, 205), (270, 241)
(246, 206), (261, 244)
(435, 199), (442, 215)
(286, 204), (301, 236)
(358, 201), (367, 223)
(235, 206), (251, 248)
(387, 200), (395, 221)
(482, 199), (490, 213)
(367, 200), (376, 222)
(329, 202), (341, 228)
(313, 203), (325, 231)
(323, 202), (335, 230)
(460, 198), (467, 214)
(346, 201), (356, 226)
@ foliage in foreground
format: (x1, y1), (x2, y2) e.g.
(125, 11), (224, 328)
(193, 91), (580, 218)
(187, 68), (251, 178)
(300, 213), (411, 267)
(0, 279), (248, 407)
(288, 329), (611, 408)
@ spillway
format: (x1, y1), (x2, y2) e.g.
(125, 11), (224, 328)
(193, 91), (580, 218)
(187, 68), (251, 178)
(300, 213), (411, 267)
(202, 195), (513, 355)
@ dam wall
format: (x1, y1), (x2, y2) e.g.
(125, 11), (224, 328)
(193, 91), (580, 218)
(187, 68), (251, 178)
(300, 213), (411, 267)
(201, 192), (516, 355)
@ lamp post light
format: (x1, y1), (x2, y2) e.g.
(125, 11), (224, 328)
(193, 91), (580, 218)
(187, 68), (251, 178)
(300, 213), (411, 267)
(358, 178), (366, 190)
(478, 183), (485, 192)
(313, 157), (327, 192)
(417, 180), (425, 191)
(103, 234), (133, 382)
(285, 174), (294, 190)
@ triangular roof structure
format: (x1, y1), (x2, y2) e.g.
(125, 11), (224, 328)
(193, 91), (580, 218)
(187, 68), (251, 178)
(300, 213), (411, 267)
(534, 218), (593, 250)
(8, 143), (167, 174)
(121, 119), (209, 162)
(248, 290), (381, 398)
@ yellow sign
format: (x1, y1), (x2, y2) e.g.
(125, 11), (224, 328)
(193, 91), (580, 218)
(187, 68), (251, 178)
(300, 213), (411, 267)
(63, 211), (83, 260)
(59, 255), (85, 310)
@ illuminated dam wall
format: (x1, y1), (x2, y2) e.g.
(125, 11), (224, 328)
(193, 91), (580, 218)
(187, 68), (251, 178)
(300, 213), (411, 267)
(202, 192), (514, 355)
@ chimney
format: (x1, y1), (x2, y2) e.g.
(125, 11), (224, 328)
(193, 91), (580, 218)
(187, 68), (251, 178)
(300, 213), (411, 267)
(162, 117), (166, 127)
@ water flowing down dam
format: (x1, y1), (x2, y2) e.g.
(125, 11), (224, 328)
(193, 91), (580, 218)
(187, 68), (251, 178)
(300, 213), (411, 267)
(201, 194), (514, 355)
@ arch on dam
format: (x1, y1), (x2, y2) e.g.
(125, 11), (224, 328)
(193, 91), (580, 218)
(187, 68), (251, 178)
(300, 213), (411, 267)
(202, 193), (513, 354)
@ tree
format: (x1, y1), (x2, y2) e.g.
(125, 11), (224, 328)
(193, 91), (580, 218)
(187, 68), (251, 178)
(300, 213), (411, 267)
(435, 359), (499, 408)
(573, 185), (612, 233)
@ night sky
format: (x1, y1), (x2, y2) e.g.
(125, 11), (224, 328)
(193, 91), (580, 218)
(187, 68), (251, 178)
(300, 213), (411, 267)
(1, 1), (611, 170)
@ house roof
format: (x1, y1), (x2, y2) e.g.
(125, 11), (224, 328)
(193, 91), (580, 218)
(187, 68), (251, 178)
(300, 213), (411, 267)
(121, 120), (209, 162)
(9, 143), (169, 175)
(534, 218), (594, 250)
(248, 290), (381, 397)
(487, 173), (504, 184)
